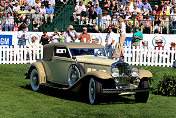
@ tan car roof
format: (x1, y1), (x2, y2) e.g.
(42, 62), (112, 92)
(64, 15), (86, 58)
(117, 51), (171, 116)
(43, 42), (105, 61)
(44, 42), (105, 48)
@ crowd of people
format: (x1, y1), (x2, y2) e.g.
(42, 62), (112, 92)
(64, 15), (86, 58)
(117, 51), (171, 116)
(73, 0), (176, 34)
(0, 0), (55, 31)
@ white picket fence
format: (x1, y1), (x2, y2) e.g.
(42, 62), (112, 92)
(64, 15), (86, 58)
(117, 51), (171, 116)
(0, 45), (43, 64)
(124, 46), (176, 67)
(0, 46), (175, 67)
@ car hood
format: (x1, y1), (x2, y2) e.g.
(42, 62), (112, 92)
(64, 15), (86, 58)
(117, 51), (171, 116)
(75, 55), (117, 66)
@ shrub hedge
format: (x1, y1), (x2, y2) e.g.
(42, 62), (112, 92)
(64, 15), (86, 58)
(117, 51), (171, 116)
(133, 66), (176, 96)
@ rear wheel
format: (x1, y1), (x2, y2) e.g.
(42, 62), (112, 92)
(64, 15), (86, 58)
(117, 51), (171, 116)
(30, 69), (40, 91)
(88, 78), (102, 104)
(134, 80), (149, 103)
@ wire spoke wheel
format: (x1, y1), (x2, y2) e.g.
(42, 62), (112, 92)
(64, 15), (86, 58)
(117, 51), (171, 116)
(30, 69), (40, 91)
(88, 78), (102, 105)
(68, 65), (81, 86)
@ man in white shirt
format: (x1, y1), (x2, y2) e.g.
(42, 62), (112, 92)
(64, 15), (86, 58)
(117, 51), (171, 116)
(13, 1), (20, 13)
(105, 25), (115, 59)
(64, 25), (78, 42)
(17, 25), (29, 46)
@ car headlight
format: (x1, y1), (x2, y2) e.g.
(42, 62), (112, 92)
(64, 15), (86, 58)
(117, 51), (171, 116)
(111, 68), (119, 77)
(131, 67), (139, 77)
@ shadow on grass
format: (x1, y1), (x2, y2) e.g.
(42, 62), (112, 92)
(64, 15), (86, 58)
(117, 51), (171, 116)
(20, 85), (136, 105)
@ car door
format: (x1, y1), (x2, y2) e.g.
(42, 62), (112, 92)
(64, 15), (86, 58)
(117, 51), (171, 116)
(49, 47), (74, 85)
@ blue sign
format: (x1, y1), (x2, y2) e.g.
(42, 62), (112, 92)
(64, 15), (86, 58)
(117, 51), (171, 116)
(0, 35), (12, 46)
(123, 37), (132, 47)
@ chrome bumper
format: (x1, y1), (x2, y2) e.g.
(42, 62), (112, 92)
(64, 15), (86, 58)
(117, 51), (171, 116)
(103, 88), (149, 94)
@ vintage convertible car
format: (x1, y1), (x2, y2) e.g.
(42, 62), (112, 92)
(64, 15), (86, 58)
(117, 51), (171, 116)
(26, 42), (152, 104)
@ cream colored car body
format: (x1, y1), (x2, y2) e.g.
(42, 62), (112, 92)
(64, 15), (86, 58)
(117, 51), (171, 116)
(27, 42), (152, 92)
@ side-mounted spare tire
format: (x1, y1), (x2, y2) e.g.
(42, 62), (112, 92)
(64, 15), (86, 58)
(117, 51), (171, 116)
(67, 63), (85, 86)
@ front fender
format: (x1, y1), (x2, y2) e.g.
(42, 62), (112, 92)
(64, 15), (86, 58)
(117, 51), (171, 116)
(28, 62), (46, 84)
(65, 71), (112, 92)
(138, 69), (152, 79)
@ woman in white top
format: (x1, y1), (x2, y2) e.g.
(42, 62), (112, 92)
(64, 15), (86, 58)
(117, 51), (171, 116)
(118, 17), (126, 57)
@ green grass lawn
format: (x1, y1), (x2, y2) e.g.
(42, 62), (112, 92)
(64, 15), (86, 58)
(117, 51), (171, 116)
(0, 64), (176, 118)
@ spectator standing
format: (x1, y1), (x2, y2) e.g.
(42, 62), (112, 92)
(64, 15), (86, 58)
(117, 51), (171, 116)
(23, 14), (31, 31)
(51, 28), (60, 43)
(118, 17), (126, 57)
(15, 14), (23, 31)
(92, 0), (99, 7)
(132, 26), (143, 47)
(5, 13), (14, 31)
(170, 42), (176, 50)
(17, 25), (28, 46)
(13, 1), (21, 13)
(59, 29), (65, 42)
(45, 3), (54, 23)
(153, 15), (162, 34)
(143, 14), (152, 34)
(141, 0), (152, 15)
(78, 27), (91, 43)
(105, 25), (115, 59)
(32, 8), (43, 31)
(40, 30), (51, 45)
(161, 14), (169, 34)
(88, 7), (97, 24)
(64, 25), (78, 42)
(155, 40), (164, 50)
(102, 11), (111, 31)
(0, 14), (5, 31)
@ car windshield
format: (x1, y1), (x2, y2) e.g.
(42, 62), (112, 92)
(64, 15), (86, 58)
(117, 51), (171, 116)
(69, 48), (106, 57)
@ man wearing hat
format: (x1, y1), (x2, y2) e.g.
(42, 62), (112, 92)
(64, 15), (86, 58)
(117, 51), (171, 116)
(155, 39), (164, 50)
(32, 8), (43, 31)
(51, 28), (60, 43)
(132, 26), (143, 47)
(65, 25), (78, 42)
(78, 27), (91, 43)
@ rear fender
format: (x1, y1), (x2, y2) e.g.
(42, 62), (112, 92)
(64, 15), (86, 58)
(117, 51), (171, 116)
(27, 62), (46, 84)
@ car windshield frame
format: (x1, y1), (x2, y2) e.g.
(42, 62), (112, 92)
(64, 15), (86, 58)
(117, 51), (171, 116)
(69, 48), (106, 57)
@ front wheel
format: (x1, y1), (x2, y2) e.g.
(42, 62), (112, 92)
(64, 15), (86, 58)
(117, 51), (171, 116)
(30, 69), (40, 91)
(88, 78), (102, 105)
(134, 80), (149, 103)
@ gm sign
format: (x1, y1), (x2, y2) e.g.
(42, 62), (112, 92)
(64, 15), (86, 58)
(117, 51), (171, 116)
(0, 35), (12, 46)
